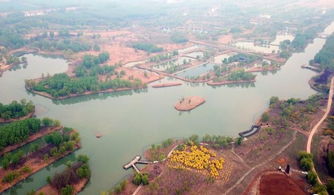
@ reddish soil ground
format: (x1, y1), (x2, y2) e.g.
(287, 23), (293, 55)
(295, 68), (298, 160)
(218, 34), (233, 44)
(117, 67), (162, 84)
(157, 43), (191, 52)
(101, 44), (147, 65)
(174, 96), (206, 111)
(259, 173), (306, 195)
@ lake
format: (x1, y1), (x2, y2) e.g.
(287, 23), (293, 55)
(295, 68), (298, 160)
(1, 21), (334, 195)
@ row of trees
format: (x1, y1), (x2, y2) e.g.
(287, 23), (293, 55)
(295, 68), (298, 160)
(291, 27), (318, 51)
(75, 53), (113, 77)
(226, 70), (256, 81)
(313, 34), (334, 70)
(149, 51), (178, 63)
(0, 118), (41, 151)
(28, 73), (142, 98)
(0, 29), (26, 49)
(0, 99), (35, 120)
(0, 117), (60, 151)
(0, 127), (74, 170)
(132, 42), (163, 53)
(183, 134), (235, 148)
(32, 39), (91, 53)
(297, 151), (328, 194)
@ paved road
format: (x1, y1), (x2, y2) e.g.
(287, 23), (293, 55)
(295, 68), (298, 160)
(306, 77), (334, 153)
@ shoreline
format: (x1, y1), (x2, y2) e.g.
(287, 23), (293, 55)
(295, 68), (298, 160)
(0, 111), (34, 123)
(152, 82), (182, 88)
(174, 96), (206, 111)
(207, 79), (256, 86)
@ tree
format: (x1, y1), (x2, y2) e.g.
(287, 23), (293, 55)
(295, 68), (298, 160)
(300, 158), (313, 171)
(327, 151), (334, 176)
(45, 132), (64, 146)
(61, 185), (74, 195)
(269, 96), (279, 106)
(0, 118), (41, 150)
(77, 155), (89, 163)
(29, 143), (40, 153)
(132, 173), (142, 185)
(132, 43), (163, 53)
(42, 117), (54, 127)
(236, 137), (243, 145)
(188, 135), (199, 145)
(306, 171), (318, 185)
(132, 173), (149, 185)
(170, 32), (188, 43)
(327, 179), (334, 195)
(0, 99), (35, 120)
(261, 113), (270, 122)
(76, 164), (91, 178)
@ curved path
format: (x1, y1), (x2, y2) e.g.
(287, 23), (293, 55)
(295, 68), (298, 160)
(224, 131), (297, 195)
(306, 77), (334, 153)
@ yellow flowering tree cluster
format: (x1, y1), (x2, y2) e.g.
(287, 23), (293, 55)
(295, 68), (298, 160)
(168, 145), (224, 178)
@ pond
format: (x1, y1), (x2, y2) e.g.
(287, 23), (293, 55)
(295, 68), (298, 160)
(176, 63), (215, 78)
(234, 33), (295, 54)
(153, 56), (193, 71)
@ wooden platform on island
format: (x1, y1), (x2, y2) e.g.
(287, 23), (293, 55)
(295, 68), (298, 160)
(152, 82), (182, 88)
(174, 96), (206, 111)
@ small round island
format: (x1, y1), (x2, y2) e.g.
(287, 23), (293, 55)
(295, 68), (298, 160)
(174, 96), (206, 111)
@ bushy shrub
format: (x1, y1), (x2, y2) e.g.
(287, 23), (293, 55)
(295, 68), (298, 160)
(132, 173), (149, 186)
(307, 171), (318, 185)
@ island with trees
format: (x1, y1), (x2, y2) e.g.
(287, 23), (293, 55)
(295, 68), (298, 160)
(0, 126), (81, 193)
(25, 52), (147, 99)
(0, 99), (35, 123)
(0, 101), (90, 194)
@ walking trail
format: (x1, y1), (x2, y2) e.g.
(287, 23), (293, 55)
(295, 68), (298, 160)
(306, 77), (334, 153)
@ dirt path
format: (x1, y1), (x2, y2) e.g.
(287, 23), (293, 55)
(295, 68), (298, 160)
(306, 77), (334, 153)
(231, 144), (250, 168)
(224, 131), (297, 195)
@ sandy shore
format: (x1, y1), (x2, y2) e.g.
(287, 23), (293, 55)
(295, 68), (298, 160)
(152, 82), (182, 88)
(174, 96), (206, 111)
(207, 79), (256, 86)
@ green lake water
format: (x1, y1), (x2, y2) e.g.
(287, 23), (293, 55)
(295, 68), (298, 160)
(1, 21), (334, 194)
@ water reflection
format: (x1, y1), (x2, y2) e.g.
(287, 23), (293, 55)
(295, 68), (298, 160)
(53, 88), (148, 105)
